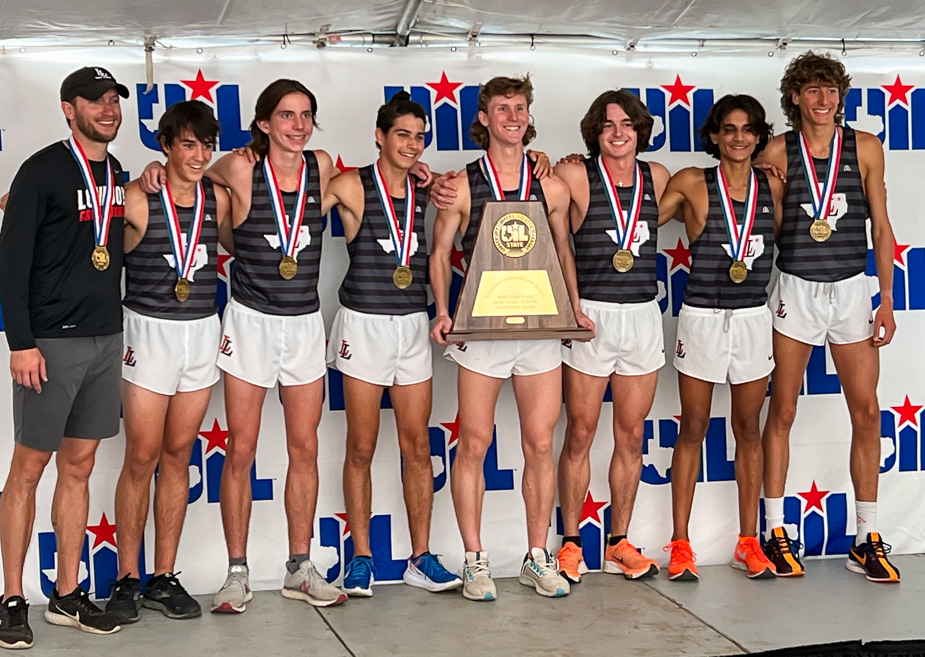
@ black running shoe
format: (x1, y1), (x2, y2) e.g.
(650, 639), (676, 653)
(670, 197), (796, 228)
(143, 572), (201, 619)
(45, 588), (120, 635)
(847, 533), (901, 583)
(104, 575), (142, 624)
(0, 596), (33, 649)
(763, 527), (805, 577)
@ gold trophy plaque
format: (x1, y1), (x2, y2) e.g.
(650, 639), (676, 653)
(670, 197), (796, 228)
(446, 201), (593, 341)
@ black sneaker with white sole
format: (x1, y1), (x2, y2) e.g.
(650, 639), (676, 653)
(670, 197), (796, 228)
(45, 588), (120, 635)
(104, 576), (142, 624)
(143, 573), (201, 619)
(0, 596), (33, 649)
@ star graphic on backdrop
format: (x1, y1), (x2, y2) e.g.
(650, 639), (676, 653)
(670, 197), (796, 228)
(334, 155), (357, 173)
(893, 236), (911, 266)
(441, 413), (461, 446)
(797, 481), (830, 514)
(335, 513), (351, 536)
(87, 513), (118, 549)
(661, 75), (696, 106)
(892, 395), (923, 428)
(664, 238), (692, 270)
(200, 419), (229, 454)
(181, 69), (220, 103)
(217, 251), (233, 277)
(450, 245), (466, 272)
(579, 492), (607, 525)
(882, 75), (915, 106)
(427, 72), (464, 104)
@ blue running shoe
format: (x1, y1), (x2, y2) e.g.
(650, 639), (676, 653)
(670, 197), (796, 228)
(403, 552), (463, 592)
(342, 556), (376, 597)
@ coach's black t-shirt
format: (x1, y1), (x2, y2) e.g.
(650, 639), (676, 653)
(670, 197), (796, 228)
(0, 141), (125, 351)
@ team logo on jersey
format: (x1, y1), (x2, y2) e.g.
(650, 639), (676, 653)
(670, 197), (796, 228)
(640, 415), (736, 485)
(625, 76), (714, 153)
(385, 72), (479, 151)
(605, 221), (650, 257)
(136, 69), (250, 152)
(189, 419), (273, 504)
(760, 482), (853, 557)
(721, 234), (765, 270)
(846, 75), (925, 150)
(799, 193), (848, 228)
(880, 395), (924, 474)
(264, 225), (311, 256)
(164, 240), (209, 280)
(428, 414), (516, 494)
(377, 232), (420, 257)
(316, 512), (407, 585)
(77, 185), (126, 222)
(38, 513), (154, 600)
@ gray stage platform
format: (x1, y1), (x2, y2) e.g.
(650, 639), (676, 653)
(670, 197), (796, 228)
(19, 555), (925, 656)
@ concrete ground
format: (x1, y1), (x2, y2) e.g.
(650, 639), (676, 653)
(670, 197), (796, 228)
(18, 555), (925, 656)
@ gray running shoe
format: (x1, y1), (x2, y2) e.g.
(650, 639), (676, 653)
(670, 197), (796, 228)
(211, 565), (252, 613)
(462, 551), (497, 601)
(519, 547), (570, 598)
(281, 561), (348, 607)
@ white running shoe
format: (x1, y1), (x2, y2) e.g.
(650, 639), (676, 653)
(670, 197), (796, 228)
(462, 551), (497, 601)
(211, 564), (252, 613)
(282, 560), (348, 607)
(519, 547), (570, 598)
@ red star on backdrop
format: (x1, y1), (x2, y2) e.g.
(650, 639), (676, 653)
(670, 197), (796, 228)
(579, 492), (607, 525)
(661, 75), (696, 106)
(673, 414), (683, 423)
(200, 419), (229, 454)
(441, 413), (461, 446)
(893, 236), (911, 266)
(450, 245), (466, 272)
(217, 252), (233, 278)
(335, 512), (351, 536)
(334, 155), (357, 173)
(87, 513), (118, 549)
(882, 75), (915, 106)
(797, 481), (830, 514)
(181, 69), (220, 103)
(664, 239), (691, 270)
(427, 72), (463, 104)
(892, 395), (923, 427)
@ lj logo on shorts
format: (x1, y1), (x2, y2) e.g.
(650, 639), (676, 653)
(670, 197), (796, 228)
(219, 335), (234, 357)
(675, 340), (686, 359)
(775, 301), (787, 319)
(122, 347), (137, 367)
(338, 340), (352, 361)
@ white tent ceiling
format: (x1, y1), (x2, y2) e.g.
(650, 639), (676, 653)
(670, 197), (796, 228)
(2, 0), (925, 46)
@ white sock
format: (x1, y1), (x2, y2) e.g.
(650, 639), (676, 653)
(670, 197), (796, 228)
(764, 497), (785, 540)
(855, 500), (877, 545)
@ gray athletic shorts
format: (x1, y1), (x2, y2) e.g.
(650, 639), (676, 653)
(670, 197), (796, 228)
(13, 334), (122, 452)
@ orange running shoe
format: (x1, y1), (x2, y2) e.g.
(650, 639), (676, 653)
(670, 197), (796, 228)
(664, 540), (698, 581)
(603, 538), (659, 580)
(732, 535), (777, 579)
(556, 542), (586, 584)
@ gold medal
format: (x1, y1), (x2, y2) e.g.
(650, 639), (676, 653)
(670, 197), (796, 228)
(92, 245), (110, 271)
(810, 220), (832, 242)
(612, 249), (634, 272)
(279, 255), (298, 280)
(175, 277), (190, 302)
(392, 266), (413, 290)
(729, 261), (748, 284)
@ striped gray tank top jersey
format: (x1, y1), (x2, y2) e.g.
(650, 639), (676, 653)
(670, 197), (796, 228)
(231, 151), (323, 315)
(462, 159), (547, 259)
(778, 127), (869, 282)
(338, 165), (429, 315)
(123, 178), (219, 320)
(573, 158), (659, 303)
(684, 167), (775, 310)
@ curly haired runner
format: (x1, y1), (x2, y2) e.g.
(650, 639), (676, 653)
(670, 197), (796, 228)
(756, 52), (901, 582)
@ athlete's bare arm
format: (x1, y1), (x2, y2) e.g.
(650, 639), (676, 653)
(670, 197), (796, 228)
(214, 184), (234, 254)
(313, 149), (336, 199)
(429, 172), (470, 345)
(324, 170), (365, 242)
(207, 153), (255, 228)
(857, 130), (897, 347)
(649, 161), (671, 203)
(122, 181), (149, 253)
(767, 175), (785, 237)
(552, 160), (590, 232)
(754, 135), (788, 179)
(544, 174), (595, 336)
(658, 167), (705, 229)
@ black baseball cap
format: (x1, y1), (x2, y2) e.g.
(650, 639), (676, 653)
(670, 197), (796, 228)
(60, 67), (130, 102)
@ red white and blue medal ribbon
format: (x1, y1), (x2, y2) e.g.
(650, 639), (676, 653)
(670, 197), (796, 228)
(716, 166), (758, 264)
(263, 155), (308, 260)
(66, 135), (114, 248)
(597, 156), (643, 250)
(480, 152), (531, 201)
(159, 180), (205, 281)
(798, 128), (841, 222)
(372, 162), (415, 268)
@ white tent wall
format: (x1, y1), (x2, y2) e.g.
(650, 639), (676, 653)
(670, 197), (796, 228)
(0, 44), (923, 601)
